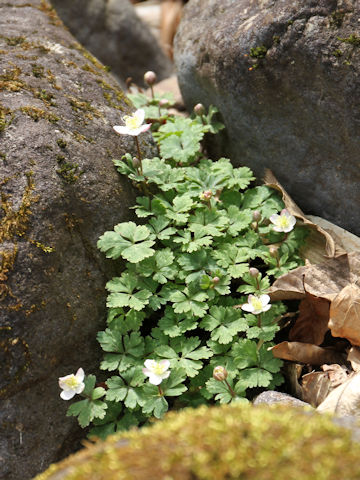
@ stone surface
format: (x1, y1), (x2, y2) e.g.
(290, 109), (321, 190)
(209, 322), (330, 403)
(0, 2), (156, 479)
(253, 390), (310, 408)
(51, 0), (173, 86)
(174, 0), (360, 235)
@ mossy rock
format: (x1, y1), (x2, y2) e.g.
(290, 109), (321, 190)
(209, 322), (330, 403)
(36, 404), (360, 480)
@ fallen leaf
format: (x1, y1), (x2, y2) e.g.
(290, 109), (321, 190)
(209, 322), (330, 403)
(263, 169), (337, 259)
(302, 371), (331, 407)
(270, 342), (345, 365)
(348, 347), (360, 372)
(270, 253), (360, 303)
(317, 372), (360, 416)
(329, 284), (360, 346)
(322, 364), (349, 388)
(307, 215), (360, 255)
(289, 294), (330, 345)
(160, 0), (184, 58)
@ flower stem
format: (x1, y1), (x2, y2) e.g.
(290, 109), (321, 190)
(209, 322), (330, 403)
(158, 385), (164, 396)
(224, 379), (236, 398)
(134, 136), (143, 174)
(256, 338), (264, 352)
(257, 313), (262, 328)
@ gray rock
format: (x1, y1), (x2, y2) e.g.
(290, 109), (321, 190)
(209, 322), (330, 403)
(51, 0), (173, 86)
(0, 1), (155, 479)
(174, 0), (360, 235)
(253, 391), (310, 408)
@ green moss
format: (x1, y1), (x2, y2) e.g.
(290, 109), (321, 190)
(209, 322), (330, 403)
(333, 49), (343, 57)
(38, 0), (63, 27)
(34, 89), (56, 107)
(330, 10), (345, 28)
(35, 404), (360, 480)
(0, 104), (14, 132)
(250, 45), (268, 59)
(71, 42), (110, 73)
(338, 34), (360, 47)
(96, 79), (130, 110)
(0, 65), (25, 92)
(4, 36), (26, 47)
(0, 153), (6, 162)
(81, 64), (101, 76)
(31, 63), (45, 78)
(56, 157), (83, 184)
(57, 138), (67, 149)
(66, 95), (102, 119)
(20, 106), (59, 123)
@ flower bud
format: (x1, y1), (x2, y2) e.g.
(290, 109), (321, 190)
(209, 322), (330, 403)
(269, 245), (279, 258)
(132, 157), (141, 168)
(212, 276), (220, 284)
(144, 71), (157, 86)
(251, 221), (258, 230)
(194, 103), (205, 115)
(213, 366), (228, 382)
(249, 267), (259, 277)
(252, 210), (261, 222)
(159, 99), (169, 107)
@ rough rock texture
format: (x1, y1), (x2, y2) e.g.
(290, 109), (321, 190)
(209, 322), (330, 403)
(253, 390), (310, 407)
(174, 0), (360, 235)
(50, 0), (173, 86)
(0, 2), (155, 479)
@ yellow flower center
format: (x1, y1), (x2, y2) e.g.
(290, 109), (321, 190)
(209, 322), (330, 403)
(251, 297), (263, 310)
(64, 375), (80, 389)
(153, 363), (167, 375)
(124, 115), (141, 130)
(279, 216), (290, 229)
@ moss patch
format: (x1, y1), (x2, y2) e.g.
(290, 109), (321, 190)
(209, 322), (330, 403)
(338, 34), (360, 47)
(20, 106), (59, 123)
(56, 156), (83, 184)
(35, 403), (360, 480)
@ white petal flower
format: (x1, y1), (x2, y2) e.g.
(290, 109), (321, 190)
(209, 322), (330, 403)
(59, 367), (85, 400)
(113, 109), (151, 136)
(143, 359), (170, 385)
(269, 209), (296, 233)
(241, 294), (271, 315)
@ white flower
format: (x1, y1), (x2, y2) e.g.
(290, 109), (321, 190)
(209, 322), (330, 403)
(58, 368), (85, 400)
(113, 109), (151, 136)
(143, 359), (170, 385)
(241, 294), (271, 315)
(269, 209), (296, 233)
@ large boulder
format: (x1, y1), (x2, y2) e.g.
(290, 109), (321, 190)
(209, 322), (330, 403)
(0, 1), (155, 479)
(50, 0), (173, 85)
(174, 0), (360, 235)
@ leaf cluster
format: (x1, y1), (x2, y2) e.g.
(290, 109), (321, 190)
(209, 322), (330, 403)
(68, 98), (306, 437)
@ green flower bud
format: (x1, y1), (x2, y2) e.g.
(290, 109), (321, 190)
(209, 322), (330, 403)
(213, 366), (228, 382)
(249, 267), (260, 277)
(252, 210), (261, 222)
(144, 71), (157, 86)
(132, 157), (141, 168)
(269, 245), (279, 257)
(194, 103), (205, 115)
(212, 276), (220, 284)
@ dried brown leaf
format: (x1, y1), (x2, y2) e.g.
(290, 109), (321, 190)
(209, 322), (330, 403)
(317, 372), (360, 416)
(307, 215), (360, 255)
(348, 347), (360, 372)
(270, 342), (345, 365)
(289, 294), (330, 345)
(302, 371), (331, 407)
(322, 364), (349, 388)
(329, 284), (360, 346)
(270, 253), (360, 302)
(263, 169), (336, 258)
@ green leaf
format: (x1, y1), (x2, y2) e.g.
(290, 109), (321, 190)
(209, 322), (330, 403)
(158, 307), (198, 337)
(188, 209), (228, 237)
(147, 216), (177, 240)
(106, 368), (145, 408)
(170, 283), (208, 317)
(200, 306), (248, 344)
(156, 337), (212, 377)
(226, 206), (253, 236)
(205, 377), (247, 404)
(133, 196), (166, 218)
(235, 368), (273, 389)
(97, 222), (155, 262)
(137, 249), (176, 284)
(106, 272), (153, 311)
(142, 394), (168, 419)
(231, 339), (258, 369)
(67, 398), (107, 428)
(97, 330), (144, 372)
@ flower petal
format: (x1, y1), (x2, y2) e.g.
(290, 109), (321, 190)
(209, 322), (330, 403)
(159, 359), (170, 370)
(260, 294), (270, 306)
(135, 109), (145, 124)
(113, 125), (130, 135)
(75, 368), (85, 382)
(241, 304), (254, 312)
(60, 389), (76, 400)
(148, 374), (163, 385)
(144, 359), (156, 370)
